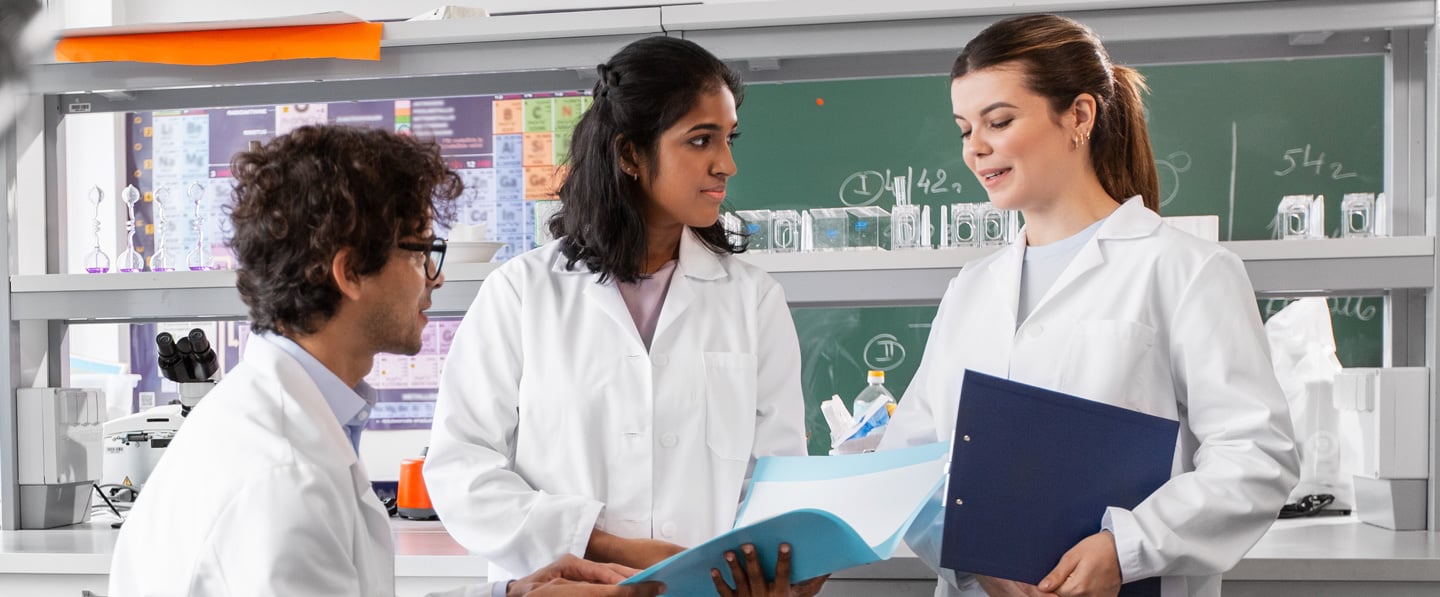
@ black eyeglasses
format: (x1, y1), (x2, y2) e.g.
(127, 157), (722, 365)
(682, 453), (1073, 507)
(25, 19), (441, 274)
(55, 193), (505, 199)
(396, 238), (447, 281)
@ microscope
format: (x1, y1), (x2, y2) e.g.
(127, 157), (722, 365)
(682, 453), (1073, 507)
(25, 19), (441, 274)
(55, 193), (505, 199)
(99, 329), (220, 502)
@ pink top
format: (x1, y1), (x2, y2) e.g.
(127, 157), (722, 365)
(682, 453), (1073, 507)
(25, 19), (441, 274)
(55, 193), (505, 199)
(617, 260), (678, 350)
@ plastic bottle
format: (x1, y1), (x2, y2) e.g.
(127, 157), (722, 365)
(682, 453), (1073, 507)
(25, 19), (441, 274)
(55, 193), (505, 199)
(852, 370), (896, 421)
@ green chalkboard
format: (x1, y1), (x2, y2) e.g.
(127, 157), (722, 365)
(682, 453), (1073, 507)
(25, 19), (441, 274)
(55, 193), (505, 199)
(724, 57), (1387, 454)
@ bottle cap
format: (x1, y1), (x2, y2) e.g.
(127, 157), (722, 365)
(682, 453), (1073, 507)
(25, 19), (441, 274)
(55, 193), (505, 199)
(868, 370), (885, 383)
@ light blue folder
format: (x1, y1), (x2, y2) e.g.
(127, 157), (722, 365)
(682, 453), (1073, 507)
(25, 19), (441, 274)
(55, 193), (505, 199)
(620, 442), (949, 595)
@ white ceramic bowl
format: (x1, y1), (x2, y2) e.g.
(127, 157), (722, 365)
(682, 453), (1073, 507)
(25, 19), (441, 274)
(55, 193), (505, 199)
(447, 241), (506, 264)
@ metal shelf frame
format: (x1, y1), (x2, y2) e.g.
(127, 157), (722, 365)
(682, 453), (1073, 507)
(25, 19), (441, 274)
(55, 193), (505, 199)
(7, 238), (1435, 320)
(1, 0), (1437, 530)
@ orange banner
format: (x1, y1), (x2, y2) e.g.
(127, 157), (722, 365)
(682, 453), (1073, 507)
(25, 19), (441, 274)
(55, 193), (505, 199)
(55, 22), (382, 66)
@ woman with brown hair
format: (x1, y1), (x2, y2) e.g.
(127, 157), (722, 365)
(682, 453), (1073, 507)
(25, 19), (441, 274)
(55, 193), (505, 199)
(880, 14), (1298, 597)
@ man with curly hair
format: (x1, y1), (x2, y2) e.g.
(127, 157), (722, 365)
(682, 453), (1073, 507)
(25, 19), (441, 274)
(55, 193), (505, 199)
(108, 125), (662, 597)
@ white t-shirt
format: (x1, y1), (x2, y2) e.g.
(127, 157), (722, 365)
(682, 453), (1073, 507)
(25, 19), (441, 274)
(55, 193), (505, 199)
(1018, 217), (1107, 325)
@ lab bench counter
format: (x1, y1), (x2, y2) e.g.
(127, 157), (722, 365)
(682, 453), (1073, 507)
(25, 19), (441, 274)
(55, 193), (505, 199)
(1, 517), (1439, 596)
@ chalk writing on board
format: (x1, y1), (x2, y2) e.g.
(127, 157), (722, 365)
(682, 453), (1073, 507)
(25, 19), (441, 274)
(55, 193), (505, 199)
(839, 167), (965, 206)
(863, 333), (907, 371)
(1156, 151), (1192, 208)
(1274, 144), (1358, 180)
(1262, 296), (1378, 322)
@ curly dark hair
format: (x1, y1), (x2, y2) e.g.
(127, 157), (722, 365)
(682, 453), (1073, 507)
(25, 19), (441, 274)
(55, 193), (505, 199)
(550, 36), (746, 284)
(227, 125), (462, 335)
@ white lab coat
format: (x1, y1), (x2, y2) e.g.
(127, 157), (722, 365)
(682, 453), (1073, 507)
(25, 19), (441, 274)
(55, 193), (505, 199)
(879, 198), (1299, 597)
(426, 228), (808, 580)
(109, 334), (490, 597)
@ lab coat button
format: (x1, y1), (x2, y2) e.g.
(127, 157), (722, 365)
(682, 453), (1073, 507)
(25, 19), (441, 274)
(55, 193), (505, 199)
(653, 354), (670, 366)
(661, 522), (677, 538)
(1027, 324), (1044, 338)
(660, 433), (678, 448)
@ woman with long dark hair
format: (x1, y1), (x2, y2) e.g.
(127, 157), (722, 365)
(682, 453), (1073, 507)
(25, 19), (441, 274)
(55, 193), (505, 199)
(426, 36), (818, 594)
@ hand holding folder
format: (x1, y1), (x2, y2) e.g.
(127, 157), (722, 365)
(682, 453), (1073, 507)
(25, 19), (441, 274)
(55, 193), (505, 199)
(941, 371), (1179, 597)
(620, 442), (949, 595)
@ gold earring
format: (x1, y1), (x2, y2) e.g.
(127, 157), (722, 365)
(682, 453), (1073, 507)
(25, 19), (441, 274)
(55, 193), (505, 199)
(1072, 134), (1081, 150)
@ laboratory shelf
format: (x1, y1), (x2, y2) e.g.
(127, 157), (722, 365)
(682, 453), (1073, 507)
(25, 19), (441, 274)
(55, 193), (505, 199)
(26, 0), (1427, 114)
(9, 237), (1432, 320)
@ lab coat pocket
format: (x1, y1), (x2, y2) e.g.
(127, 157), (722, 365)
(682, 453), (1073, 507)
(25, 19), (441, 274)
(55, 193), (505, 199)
(1056, 320), (1158, 408)
(703, 352), (759, 461)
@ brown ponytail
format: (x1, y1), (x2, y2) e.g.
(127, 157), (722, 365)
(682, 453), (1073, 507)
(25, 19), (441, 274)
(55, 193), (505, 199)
(1097, 65), (1159, 212)
(954, 14), (1161, 213)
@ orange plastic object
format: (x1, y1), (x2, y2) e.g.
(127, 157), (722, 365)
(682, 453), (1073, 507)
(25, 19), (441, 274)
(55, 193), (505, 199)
(55, 22), (382, 66)
(397, 457), (435, 519)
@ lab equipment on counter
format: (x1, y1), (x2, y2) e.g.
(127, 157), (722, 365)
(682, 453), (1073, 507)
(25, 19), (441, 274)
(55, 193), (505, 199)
(18, 387), (104, 529)
(398, 448), (437, 520)
(1333, 367), (1428, 530)
(100, 404), (182, 498)
(100, 329), (218, 503)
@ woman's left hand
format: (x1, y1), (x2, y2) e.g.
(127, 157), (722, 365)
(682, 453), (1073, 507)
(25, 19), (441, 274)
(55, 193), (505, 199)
(710, 543), (828, 597)
(1036, 530), (1123, 597)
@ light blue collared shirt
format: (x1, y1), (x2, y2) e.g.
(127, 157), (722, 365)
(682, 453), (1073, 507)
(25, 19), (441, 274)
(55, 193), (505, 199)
(261, 333), (377, 454)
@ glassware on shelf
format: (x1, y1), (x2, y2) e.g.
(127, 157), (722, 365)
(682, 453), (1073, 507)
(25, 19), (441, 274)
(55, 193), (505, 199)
(808, 208), (848, 252)
(83, 185), (110, 274)
(770, 210), (801, 253)
(117, 184), (145, 272)
(150, 184), (176, 271)
(734, 209), (774, 252)
(845, 206), (889, 250)
(1340, 192), (1380, 238)
(980, 203), (1018, 246)
(185, 181), (215, 271)
(1278, 194), (1325, 240)
(948, 203), (983, 248)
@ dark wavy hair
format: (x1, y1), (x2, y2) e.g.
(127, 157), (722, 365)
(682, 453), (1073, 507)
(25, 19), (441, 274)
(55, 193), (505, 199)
(550, 36), (746, 284)
(954, 14), (1160, 212)
(227, 125), (462, 335)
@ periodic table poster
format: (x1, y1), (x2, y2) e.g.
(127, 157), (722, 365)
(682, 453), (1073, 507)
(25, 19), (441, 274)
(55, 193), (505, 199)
(124, 91), (590, 429)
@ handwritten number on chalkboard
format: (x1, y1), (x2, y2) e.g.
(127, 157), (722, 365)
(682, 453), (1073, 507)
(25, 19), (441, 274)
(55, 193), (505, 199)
(1275, 145), (1357, 180)
(1303, 147), (1325, 174)
(840, 167), (963, 205)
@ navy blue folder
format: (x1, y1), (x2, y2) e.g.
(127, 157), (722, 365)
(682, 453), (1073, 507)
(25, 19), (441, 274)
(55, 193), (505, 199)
(941, 371), (1178, 597)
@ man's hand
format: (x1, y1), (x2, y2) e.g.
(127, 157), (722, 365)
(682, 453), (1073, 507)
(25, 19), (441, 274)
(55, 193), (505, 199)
(1036, 530), (1122, 597)
(505, 554), (664, 597)
(586, 528), (687, 570)
(709, 543), (829, 597)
